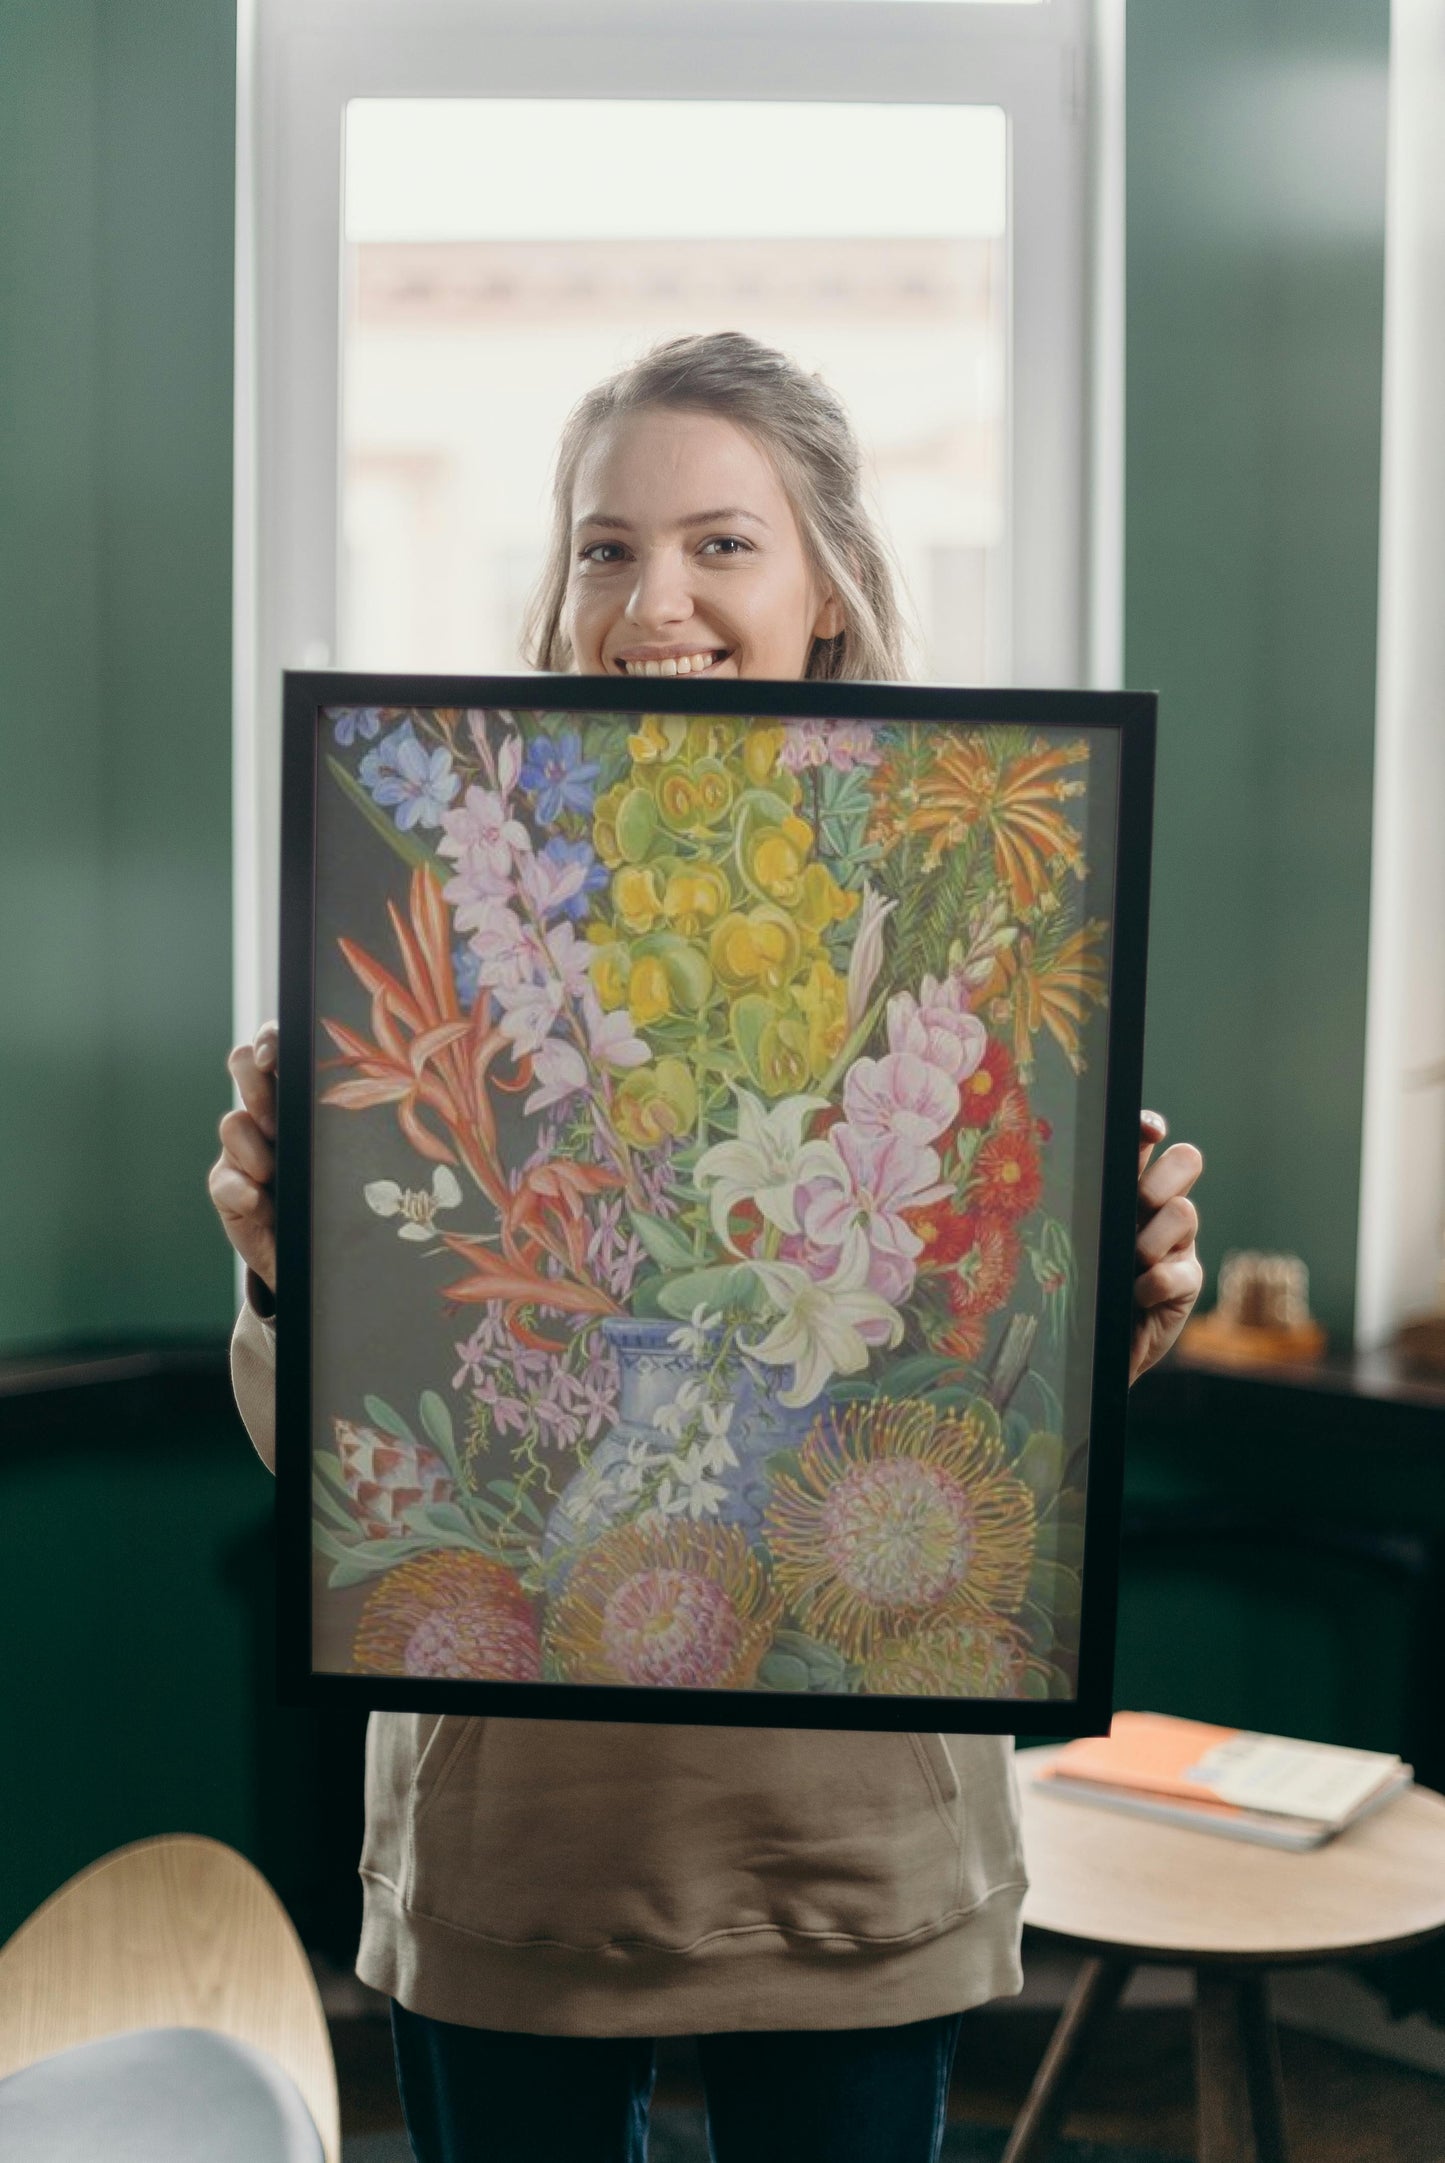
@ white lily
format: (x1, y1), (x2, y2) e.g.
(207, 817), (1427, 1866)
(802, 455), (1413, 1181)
(743, 1238), (904, 1408)
(363, 1165), (463, 1241)
(695, 1090), (843, 1250)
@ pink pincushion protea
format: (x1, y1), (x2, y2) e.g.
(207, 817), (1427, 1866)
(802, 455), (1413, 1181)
(764, 1400), (1036, 1665)
(546, 1522), (782, 1690)
(353, 1552), (541, 1681)
(335, 1418), (455, 1540)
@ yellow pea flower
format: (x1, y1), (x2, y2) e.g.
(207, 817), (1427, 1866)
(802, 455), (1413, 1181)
(613, 1058), (698, 1148)
(627, 955), (672, 1027)
(742, 726), (785, 784)
(613, 864), (664, 933)
(628, 715), (683, 765)
(795, 862), (860, 934)
(710, 907), (801, 994)
(794, 958), (849, 1078)
(655, 765), (700, 832)
(662, 865), (730, 937)
(589, 946), (629, 1011)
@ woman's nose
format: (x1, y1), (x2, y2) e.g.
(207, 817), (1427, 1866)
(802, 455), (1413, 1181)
(625, 547), (693, 631)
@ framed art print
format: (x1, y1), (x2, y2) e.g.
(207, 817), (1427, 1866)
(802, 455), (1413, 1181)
(277, 674), (1154, 1734)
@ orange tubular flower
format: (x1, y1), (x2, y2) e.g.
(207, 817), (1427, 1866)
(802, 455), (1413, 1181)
(321, 866), (624, 1348)
(908, 737), (1089, 915)
(990, 919), (1109, 1078)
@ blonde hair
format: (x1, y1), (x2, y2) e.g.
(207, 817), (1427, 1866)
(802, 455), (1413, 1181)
(522, 331), (913, 682)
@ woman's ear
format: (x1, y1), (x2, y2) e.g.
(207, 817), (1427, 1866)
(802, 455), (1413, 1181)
(812, 592), (846, 642)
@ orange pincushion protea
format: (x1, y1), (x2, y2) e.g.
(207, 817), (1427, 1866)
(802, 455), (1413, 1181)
(545, 1521), (782, 1690)
(861, 1617), (1037, 1699)
(353, 1552), (541, 1681)
(763, 1401), (1035, 1665)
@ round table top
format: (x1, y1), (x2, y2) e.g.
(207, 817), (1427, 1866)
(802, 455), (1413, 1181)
(1017, 1743), (1445, 1964)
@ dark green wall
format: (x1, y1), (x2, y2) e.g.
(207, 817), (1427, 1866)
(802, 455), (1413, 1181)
(1128, 0), (1390, 1339)
(0, 0), (237, 1353)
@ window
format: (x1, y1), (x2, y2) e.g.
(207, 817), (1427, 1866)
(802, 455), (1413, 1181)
(236, 0), (1119, 1022)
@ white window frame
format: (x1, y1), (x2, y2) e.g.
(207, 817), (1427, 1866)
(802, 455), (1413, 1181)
(233, 0), (1122, 1030)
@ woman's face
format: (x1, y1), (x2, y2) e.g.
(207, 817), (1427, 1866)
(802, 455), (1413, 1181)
(562, 407), (842, 682)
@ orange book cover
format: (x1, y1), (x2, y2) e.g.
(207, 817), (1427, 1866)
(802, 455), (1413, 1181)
(1046, 1712), (1244, 1801)
(1039, 1711), (1401, 1824)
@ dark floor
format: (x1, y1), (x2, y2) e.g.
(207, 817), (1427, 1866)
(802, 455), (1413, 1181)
(332, 1999), (1445, 2162)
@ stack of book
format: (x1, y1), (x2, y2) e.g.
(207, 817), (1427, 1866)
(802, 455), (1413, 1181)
(1030, 1711), (1412, 1850)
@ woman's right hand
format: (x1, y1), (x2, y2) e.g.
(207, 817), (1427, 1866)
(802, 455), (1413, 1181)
(209, 1021), (278, 1296)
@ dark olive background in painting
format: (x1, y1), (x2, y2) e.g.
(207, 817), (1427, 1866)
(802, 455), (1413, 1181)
(308, 708), (1121, 1690)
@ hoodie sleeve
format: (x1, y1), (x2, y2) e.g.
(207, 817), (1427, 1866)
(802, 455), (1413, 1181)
(230, 1271), (278, 1475)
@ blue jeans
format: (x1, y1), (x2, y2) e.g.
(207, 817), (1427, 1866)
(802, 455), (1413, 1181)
(390, 1999), (965, 2163)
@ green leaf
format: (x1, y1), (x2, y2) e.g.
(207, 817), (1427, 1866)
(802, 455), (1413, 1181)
(656, 1262), (762, 1320)
(757, 1652), (811, 1693)
(419, 1390), (466, 1486)
(629, 1209), (698, 1274)
(487, 1480), (547, 1530)
(1028, 1559), (1083, 1628)
(362, 1394), (415, 1443)
(1026, 1370), (1066, 1433)
(629, 1273), (670, 1319)
(312, 1478), (360, 1534)
(1014, 1429), (1066, 1502)
(1020, 1667), (1053, 1700)
(872, 1353), (981, 1399)
(1048, 1519), (1088, 1571)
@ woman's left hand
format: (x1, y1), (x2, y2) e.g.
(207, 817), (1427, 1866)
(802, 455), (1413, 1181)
(1130, 1112), (1204, 1384)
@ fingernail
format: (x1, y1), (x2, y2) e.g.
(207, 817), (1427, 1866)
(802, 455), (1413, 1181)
(1141, 1110), (1167, 1136)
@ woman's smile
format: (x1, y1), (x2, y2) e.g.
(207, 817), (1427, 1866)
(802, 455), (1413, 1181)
(613, 645), (734, 678)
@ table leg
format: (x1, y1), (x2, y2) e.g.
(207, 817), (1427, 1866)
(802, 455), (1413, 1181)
(1239, 1972), (1289, 2163)
(1195, 1968), (1289, 2163)
(1000, 1955), (1131, 2163)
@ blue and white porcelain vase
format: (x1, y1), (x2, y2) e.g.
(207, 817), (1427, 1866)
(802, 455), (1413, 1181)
(543, 1316), (820, 1558)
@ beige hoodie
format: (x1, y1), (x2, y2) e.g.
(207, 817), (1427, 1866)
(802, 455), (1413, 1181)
(232, 1297), (1028, 2035)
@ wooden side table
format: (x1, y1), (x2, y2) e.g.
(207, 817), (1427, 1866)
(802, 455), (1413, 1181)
(1006, 1745), (1445, 2163)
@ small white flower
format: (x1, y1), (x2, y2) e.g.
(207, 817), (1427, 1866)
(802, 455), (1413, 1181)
(667, 1303), (724, 1359)
(671, 1445), (729, 1519)
(363, 1165), (462, 1241)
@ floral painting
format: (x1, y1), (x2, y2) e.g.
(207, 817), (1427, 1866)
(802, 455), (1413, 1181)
(305, 701), (1119, 1706)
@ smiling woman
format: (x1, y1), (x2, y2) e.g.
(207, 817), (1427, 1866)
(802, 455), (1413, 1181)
(525, 333), (908, 684)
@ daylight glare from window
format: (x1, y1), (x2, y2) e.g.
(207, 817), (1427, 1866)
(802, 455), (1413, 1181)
(341, 99), (1009, 683)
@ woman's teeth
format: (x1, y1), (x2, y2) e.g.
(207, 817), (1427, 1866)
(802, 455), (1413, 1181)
(621, 651), (725, 677)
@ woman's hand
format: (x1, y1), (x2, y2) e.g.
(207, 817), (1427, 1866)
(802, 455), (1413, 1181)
(208, 1021), (278, 1297)
(1131, 1111), (1203, 1384)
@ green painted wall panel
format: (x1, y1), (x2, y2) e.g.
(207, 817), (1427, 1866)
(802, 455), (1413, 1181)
(1127, 0), (1389, 1337)
(0, 0), (237, 1352)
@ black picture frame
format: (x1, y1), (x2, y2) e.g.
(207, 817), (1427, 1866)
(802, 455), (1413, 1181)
(277, 672), (1154, 1735)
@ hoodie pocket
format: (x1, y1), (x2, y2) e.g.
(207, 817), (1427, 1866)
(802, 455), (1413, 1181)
(401, 1718), (980, 1952)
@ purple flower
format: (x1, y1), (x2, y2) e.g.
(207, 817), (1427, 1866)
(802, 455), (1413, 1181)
(519, 731), (600, 823)
(360, 721), (460, 831)
(330, 706), (383, 747)
(537, 837), (608, 920)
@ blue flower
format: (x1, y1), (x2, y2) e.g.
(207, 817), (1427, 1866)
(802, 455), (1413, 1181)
(330, 706), (383, 747)
(539, 837), (608, 921)
(453, 942), (483, 1008)
(359, 721), (459, 831)
(519, 730), (600, 824)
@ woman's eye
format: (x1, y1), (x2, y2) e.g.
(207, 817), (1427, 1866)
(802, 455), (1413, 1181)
(700, 536), (751, 558)
(579, 541), (627, 565)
